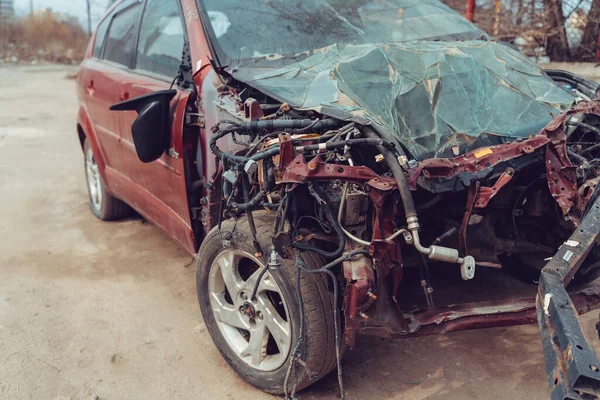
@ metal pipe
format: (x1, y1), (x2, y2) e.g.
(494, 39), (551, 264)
(362, 127), (417, 220)
(338, 183), (371, 246)
(338, 182), (411, 246)
(409, 227), (476, 280)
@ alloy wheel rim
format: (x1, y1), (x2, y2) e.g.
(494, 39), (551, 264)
(85, 146), (102, 211)
(207, 249), (292, 371)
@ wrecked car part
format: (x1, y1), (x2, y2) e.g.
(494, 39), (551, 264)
(326, 249), (371, 270)
(567, 122), (600, 140)
(289, 250), (345, 400)
(86, 0), (600, 395)
(536, 198), (600, 399)
(248, 246), (280, 303)
(293, 183), (346, 260)
(407, 218), (476, 280)
(241, 174), (263, 257)
(229, 40), (576, 161)
(209, 111), (482, 393)
(546, 70), (600, 100)
(239, 118), (341, 133)
(202, 34), (600, 394)
(362, 127), (416, 220)
(338, 183), (371, 247)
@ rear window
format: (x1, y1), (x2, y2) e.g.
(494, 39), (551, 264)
(93, 17), (110, 58)
(104, 5), (140, 67)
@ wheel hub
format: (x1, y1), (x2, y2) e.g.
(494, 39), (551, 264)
(207, 249), (292, 371)
(240, 302), (256, 318)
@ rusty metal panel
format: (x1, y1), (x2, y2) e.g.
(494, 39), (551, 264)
(537, 196), (600, 399)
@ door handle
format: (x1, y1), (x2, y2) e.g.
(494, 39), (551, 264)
(87, 80), (95, 96)
(119, 91), (130, 102)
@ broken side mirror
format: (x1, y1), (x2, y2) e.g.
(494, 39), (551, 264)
(110, 90), (177, 163)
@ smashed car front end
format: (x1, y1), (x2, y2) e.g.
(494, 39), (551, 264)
(202, 88), (600, 398)
(194, 2), (600, 398)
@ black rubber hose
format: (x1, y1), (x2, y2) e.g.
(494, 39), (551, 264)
(293, 185), (345, 259)
(274, 188), (291, 237)
(241, 174), (262, 256)
(209, 126), (240, 161)
(230, 190), (265, 212)
(298, 138), (395, 153)
(321, 250), (370, 269)
(567, 121), (600, 139)
(211, 128), (281, 165)
(227, 158), (276, 213)
(211, 120), (340, 161)
(240, 118), (341, 132)
(262, 161), (275, 193)
(250, 146), (281, 162)
(362, 127), (417, 219)
(266, 165), (275, 190)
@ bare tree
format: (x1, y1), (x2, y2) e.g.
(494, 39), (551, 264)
(543, 0), (571, 60)
(576, 0), (600, 60)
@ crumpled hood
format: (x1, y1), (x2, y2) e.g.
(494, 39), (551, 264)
(231, 40), (577, 160)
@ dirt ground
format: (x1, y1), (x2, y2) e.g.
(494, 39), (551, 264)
(2, 64), (600, 400)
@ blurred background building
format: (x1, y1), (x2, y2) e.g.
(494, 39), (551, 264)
(0, 0), (15, 21)
(0, 0), (16, 30)
(0, 0), (16, 49)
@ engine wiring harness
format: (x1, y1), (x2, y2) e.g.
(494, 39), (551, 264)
(208, 114), (480, 399)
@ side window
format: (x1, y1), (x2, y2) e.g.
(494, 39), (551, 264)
(104, 5), (140, 67)
(136, 0), (185, 78)
(93, 17), (110, 58)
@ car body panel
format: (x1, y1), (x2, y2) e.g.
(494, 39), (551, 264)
(78, 58), (126, 176)
(77, 0), (212, 254)
(114, 72), (196, 252)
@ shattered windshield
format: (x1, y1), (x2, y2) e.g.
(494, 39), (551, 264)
(197, 1), (576, 160)
(230, 41), (577, 159)
(200, 0), (486, 61)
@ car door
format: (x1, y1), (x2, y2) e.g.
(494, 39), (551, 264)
(111, 0), (196, 253)
(78, 2), (141, 181)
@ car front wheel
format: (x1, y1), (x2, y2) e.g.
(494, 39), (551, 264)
(196, 213), (337, 394)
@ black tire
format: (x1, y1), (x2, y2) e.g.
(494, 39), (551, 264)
(196, 212), (337, 394)
(83, 138), (129, 221)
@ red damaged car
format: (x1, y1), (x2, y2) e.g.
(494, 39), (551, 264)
(77, 0), (600, 398)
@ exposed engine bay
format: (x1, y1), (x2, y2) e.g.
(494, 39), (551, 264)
(190, 68), (600, 398)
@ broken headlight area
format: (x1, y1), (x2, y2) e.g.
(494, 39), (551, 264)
(208, 100), (600, 399)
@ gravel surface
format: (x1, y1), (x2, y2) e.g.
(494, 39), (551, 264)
(1, 64), (599, 400)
